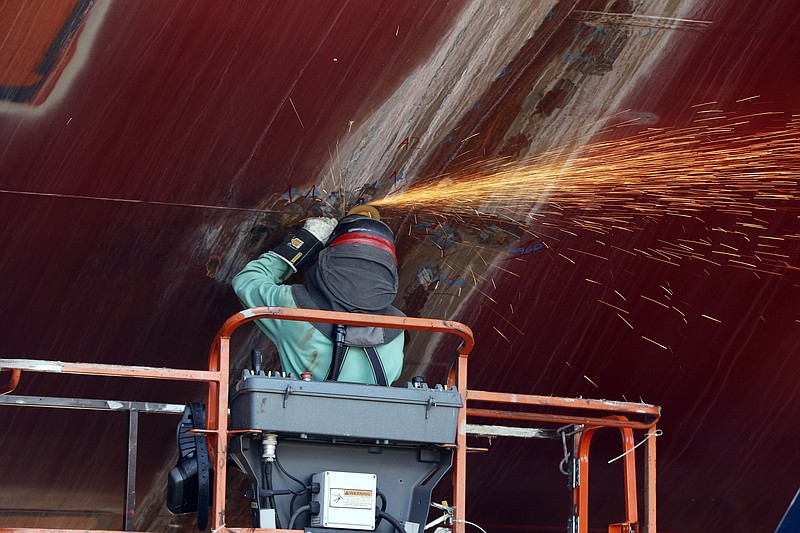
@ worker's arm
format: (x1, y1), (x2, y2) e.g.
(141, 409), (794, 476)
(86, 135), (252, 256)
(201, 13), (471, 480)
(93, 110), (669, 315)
(232, 217), (337, 343)
(232, 252), (296, 319)
(234, 253), (331, 378)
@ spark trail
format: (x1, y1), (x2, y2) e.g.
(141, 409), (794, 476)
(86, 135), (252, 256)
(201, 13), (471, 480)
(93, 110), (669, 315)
(372, 114), (799, 225)
(371, 110), (800, 363)
(372, 112), (800, 276)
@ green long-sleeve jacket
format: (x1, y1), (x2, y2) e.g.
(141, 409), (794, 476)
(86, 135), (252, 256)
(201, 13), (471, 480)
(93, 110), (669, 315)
(232, 253), (404, 384)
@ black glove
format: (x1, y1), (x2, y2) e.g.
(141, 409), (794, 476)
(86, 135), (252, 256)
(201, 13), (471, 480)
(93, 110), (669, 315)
(269, 217), (337, 272)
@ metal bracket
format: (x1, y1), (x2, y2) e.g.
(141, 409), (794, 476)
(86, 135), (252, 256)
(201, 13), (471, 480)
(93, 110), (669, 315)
(425, 396), (437, 419)
(567, 515), (579, 533)
(426, 501), (454, 530)
(283, 384), (292, 408)
(568, 456), (580, 489)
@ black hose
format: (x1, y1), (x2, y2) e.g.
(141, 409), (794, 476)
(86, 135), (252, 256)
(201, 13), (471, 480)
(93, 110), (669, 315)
(377, 490), (387, 513)
(375, 490), (387, 527)
(288, 505), (311, 530)
(259, 488), (296, 497)
(327, 324), (347, 380)
(265, 463), (282, 529)
(275, 457), (308, 494)
(377, 510), (406, 533)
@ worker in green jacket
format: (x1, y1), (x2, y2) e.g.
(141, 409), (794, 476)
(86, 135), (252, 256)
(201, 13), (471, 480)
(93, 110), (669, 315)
(233, 206), (405, 385)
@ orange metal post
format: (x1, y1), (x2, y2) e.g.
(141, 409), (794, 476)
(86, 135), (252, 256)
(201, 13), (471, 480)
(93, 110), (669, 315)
(452, 351), (469, 533)
(572, 417), (638, 533)
(643, 424), (657, 533)
(0, 368), (21, 395)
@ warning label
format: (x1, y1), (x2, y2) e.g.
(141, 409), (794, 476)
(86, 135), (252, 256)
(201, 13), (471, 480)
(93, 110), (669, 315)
(330, 488), (374, 509)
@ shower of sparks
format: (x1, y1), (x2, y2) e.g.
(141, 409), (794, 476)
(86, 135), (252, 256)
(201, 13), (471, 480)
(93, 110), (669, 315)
(374, 116), (798, 221)
(372, 112), (800, 278)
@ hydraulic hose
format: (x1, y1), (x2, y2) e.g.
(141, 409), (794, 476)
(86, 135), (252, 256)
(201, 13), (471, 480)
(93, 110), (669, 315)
(288, 505), (311, 530)
(377, 510), (406, 533)
(327, 324), (347, 381)
(264, 463), (282, 529)
(375, 490), (387, 527)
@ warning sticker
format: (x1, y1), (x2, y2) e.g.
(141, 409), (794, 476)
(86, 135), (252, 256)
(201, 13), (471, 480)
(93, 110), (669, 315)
(330, 488), (374, 509)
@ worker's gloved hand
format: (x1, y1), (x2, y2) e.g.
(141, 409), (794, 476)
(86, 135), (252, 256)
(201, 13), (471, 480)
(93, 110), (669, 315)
(303, 216), (337, 242)
(269, 216), (338, 272)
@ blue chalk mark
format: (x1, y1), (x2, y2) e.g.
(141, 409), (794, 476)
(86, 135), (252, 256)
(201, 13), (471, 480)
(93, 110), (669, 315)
(438, 275), (466, 287)
(564, 53), (593, 63)
(508, 242), (544, 256)
(444, 135), (455, 144)
(545, 8), (555, 20)
(496, 66), (510, 80)
(642, 28), (657, 37)
(376, 170), (404, 188)
(571, 22), (603, 44)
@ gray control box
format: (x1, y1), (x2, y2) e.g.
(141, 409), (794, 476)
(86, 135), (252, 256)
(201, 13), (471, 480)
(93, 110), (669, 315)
(229, 375), (462, 444)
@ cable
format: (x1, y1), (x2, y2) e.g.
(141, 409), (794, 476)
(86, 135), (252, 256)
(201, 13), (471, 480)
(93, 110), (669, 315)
(375, 490), (388, 527)
(377, 510), (406, 533)
(288, 505), (311, 530)
(275, 457), (309, 494)
(258, 488), (297, 497)
(377, 491), (387, 513)
(273, 457), (310, 526)
(454, 519), (489, 533)
(0, 188), (278, 214)
(557, 424), (583, 475)
(607, 429), (663, 464)
(265, 463), (282, 529)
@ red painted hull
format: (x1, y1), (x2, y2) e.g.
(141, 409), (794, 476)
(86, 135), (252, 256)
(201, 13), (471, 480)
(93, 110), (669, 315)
(1, 1), (798, 532)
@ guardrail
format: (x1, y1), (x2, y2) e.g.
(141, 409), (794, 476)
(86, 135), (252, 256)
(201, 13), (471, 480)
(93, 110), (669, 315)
(1, 306), (658, 533)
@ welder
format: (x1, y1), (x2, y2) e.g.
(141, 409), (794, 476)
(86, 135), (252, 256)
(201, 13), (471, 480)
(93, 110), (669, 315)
(232, 205), (405, 385)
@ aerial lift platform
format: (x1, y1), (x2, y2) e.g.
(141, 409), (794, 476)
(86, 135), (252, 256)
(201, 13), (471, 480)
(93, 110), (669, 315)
(0, 307), (660, 533)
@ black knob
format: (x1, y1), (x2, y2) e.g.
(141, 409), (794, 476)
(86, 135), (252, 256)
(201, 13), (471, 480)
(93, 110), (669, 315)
(412, 376), (425, 388)
(251, 349), (263, 373)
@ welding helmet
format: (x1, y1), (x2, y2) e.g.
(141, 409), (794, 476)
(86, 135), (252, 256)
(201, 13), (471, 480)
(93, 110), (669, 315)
(291, 209), (404, 345)
(327, 213), (397, 264)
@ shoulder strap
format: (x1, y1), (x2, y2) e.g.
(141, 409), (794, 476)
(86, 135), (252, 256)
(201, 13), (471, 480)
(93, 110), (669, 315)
(327, 346), (389, 386)
(364, 346), (388, 386)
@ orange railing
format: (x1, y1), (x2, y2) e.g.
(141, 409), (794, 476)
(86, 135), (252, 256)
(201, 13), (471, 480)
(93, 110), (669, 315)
(0, 306), (659, 533)
(205, 307), (475, 532)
